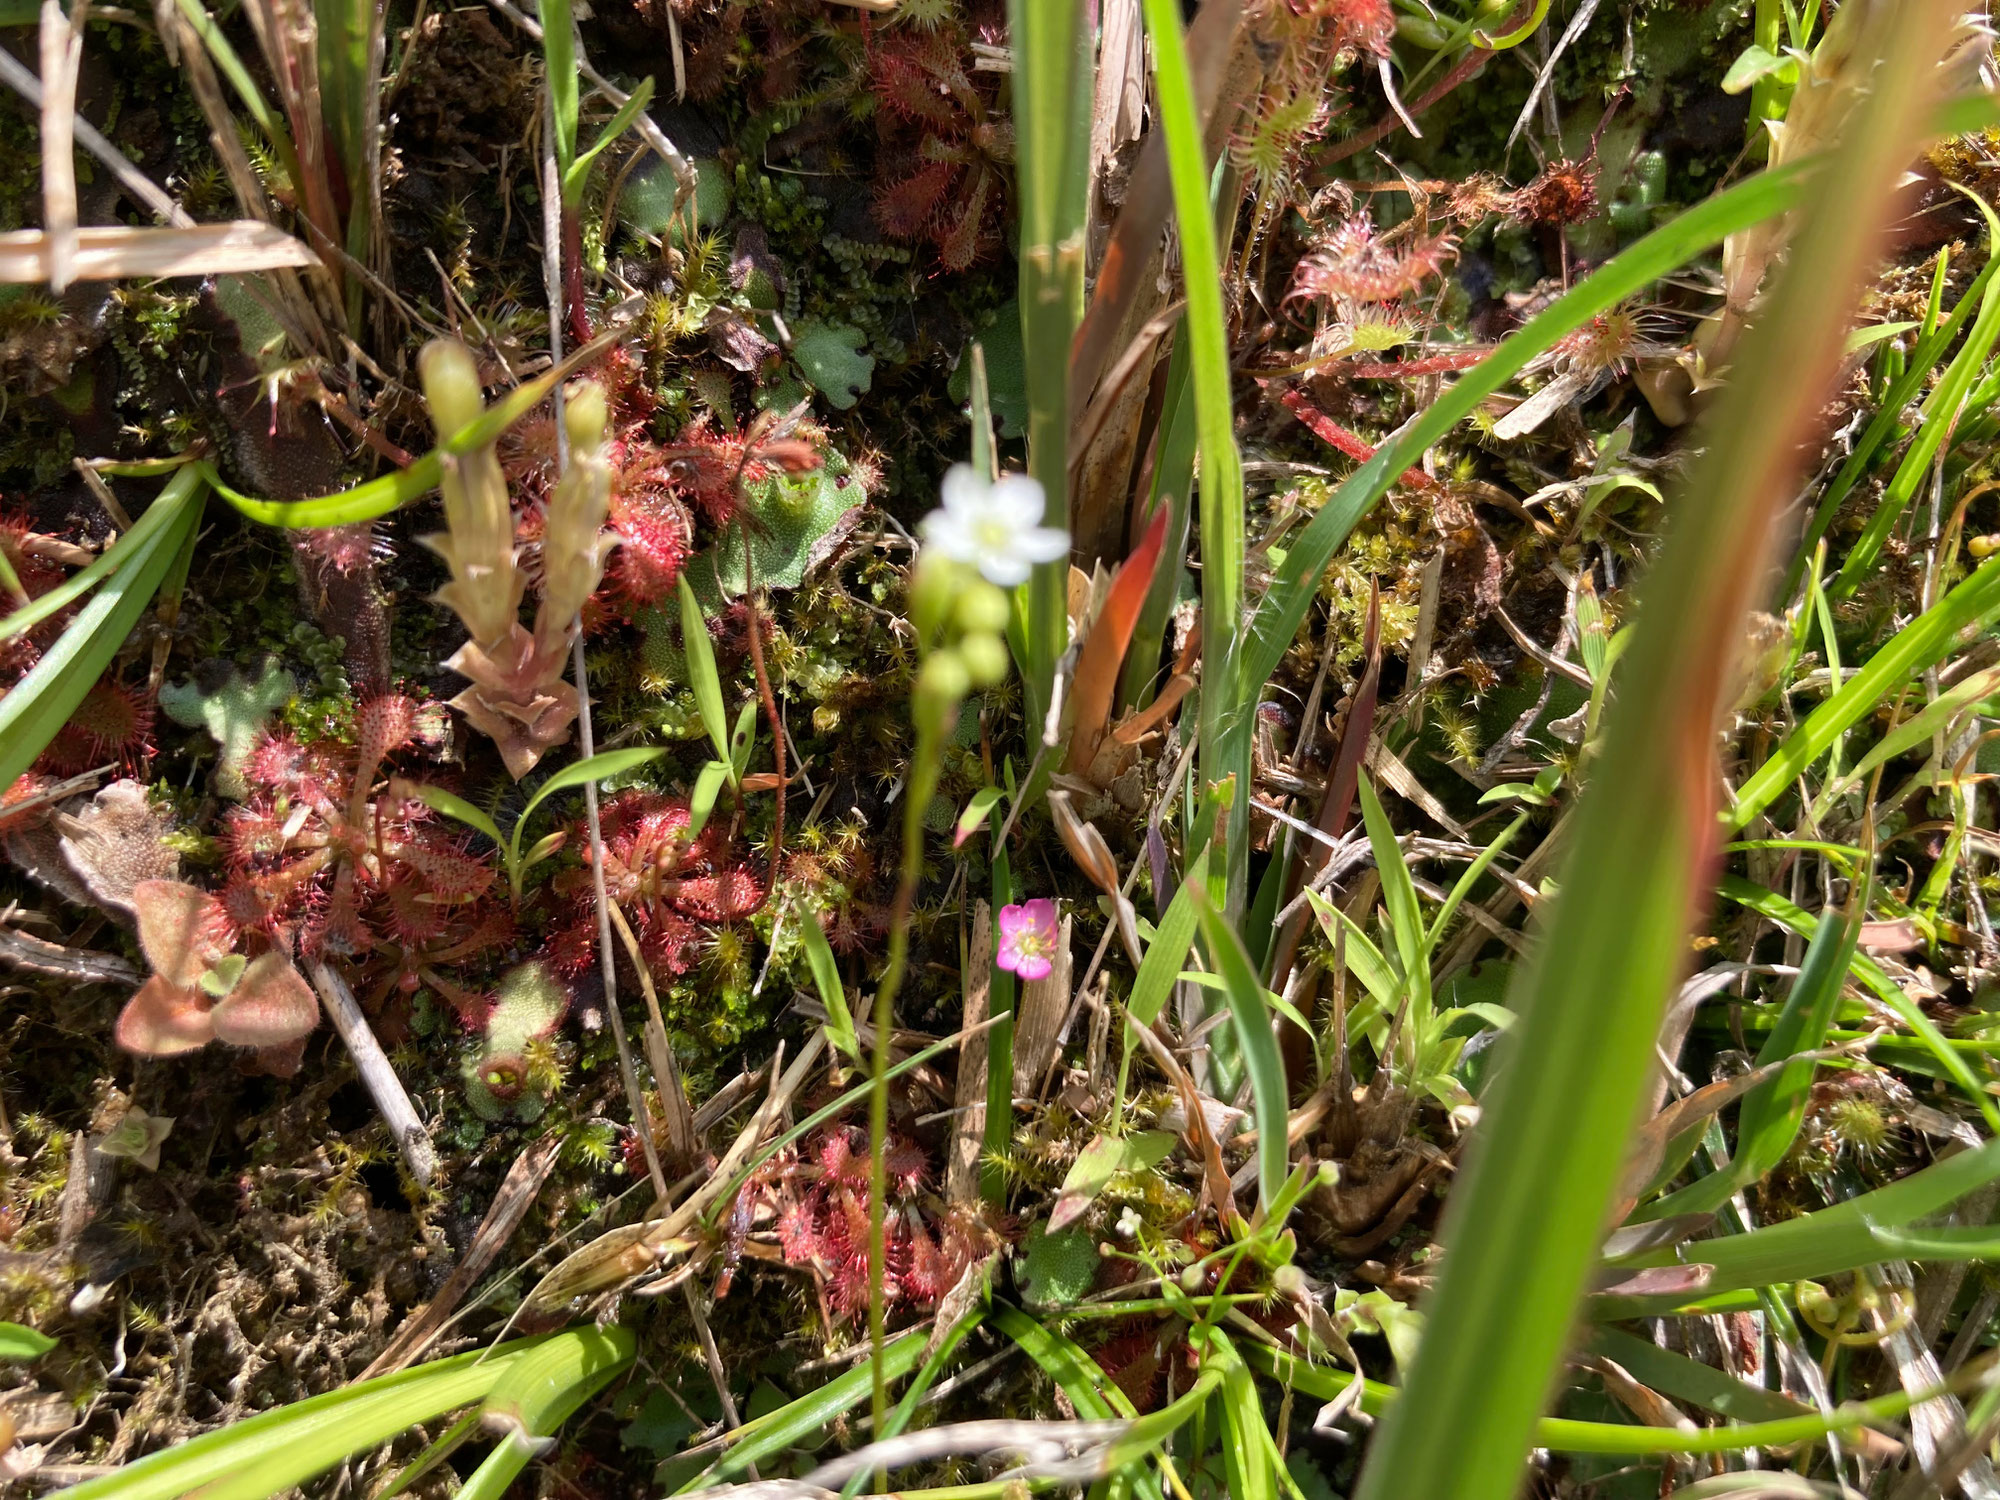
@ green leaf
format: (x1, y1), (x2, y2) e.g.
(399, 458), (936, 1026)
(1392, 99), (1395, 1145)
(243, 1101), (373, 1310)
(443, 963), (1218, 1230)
(1141, 0), (1245, 918)
(798, 907), (860, 1064)
(518, 746), (669, 832)
(63, 1333), (615, 1500)
(1358, 776), (1429, 1017)
(0, 1323), (55, 1361)
(1719, 876), (2000, 1129)
(1836, 190), (2000, 596)
(561, 75), (655, 208)
(1190, 886), (1291, 1214)
(541, 0), (577, 172)
(0, 469), (205, 791)
(407, 784), (506, 854)
(198, 362), (564, 529)
(1734, 906), (1861, 1176)
(953, 784), (1005, 848)
(677, 575), (735, 786)
(0, 477), (190, 641)
(1723, 44), (1801, 94)
(1049, 1130), (1176, 1232)
(728, 699), (757, 780)
(682, 1331), (926, 1490)
(685, 759), (730, 845)
(1127, 844), (1206, 1028)
(790, 321), (874, 411)
(518, 831), (567, 876)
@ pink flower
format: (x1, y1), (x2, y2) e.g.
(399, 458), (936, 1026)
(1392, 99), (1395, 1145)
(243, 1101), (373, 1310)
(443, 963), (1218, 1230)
(996, 899), (1059, 982)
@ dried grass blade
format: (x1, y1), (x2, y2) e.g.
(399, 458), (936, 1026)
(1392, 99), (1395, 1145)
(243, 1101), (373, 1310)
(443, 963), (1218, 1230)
(0, 223), (318, 283)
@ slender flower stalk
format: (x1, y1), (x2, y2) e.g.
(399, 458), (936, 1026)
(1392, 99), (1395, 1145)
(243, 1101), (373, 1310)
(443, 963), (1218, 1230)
(868, 486), (1042, 1436)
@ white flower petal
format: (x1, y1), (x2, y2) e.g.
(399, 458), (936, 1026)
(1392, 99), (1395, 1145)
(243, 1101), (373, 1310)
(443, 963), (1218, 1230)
(991, 474), (1048, 528)
(978, 553), (1033, 586)
(940, 463), (984, 516)
(1016, 526), (1070, 564)
(920, 507), (979, 563)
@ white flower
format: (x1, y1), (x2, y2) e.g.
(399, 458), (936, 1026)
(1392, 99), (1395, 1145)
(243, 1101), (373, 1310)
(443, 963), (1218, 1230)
(920, 464), (1069, 586)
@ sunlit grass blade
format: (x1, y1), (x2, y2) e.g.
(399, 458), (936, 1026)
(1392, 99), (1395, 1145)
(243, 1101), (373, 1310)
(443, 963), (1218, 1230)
(1007, 0), (1089, 736)
(679, 1330), (927, 1490)
(60, 1332), (617, 1500)
(1351, 11), (1961, 1498)
(677, 575), (736, 786)
(1190, 887), (1290, 1213)
(1239, 81), (2000, 705)
(1834, 191), (2000, 595)
(0, 478), (191, 639)
(1717, 875), (2000, 1129)
(0, 468), (205, 790)
(1251, 1342), (1961, 1458)
(1727, 555), (2000, 830)
(1140, 0), (1247, 905)
(1787, 241), (2000, 593)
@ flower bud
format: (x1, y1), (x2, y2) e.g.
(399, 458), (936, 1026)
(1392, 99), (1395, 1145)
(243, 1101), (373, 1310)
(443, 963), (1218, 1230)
(954, 579), (1011, 635)
(957, 630), (1010, 687)
(917, 650), (970, 712)
(908, 554), (959, 644)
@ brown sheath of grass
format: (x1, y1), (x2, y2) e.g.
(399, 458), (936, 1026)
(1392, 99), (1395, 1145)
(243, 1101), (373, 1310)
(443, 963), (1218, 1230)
(0, 223), (318, 283)
(1351, 7), (1963, 1499)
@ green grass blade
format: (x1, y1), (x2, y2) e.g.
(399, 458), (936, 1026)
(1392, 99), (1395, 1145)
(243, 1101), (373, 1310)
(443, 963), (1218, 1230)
(1786, 248), (2000, 594)
(677, 575), (735, 785)
(562, 75), (656, 208)
(202, 362), (566, 529)
(1128, 843), (1206, 1028)
(1350, 12), (1958, 1497)
(0, 469), (205, 790)
(1727, 556), (2000, 830)
(1140, 0), (1247, 904)
(1835, 193), (2000, 595)
(448, 1326), (635, 1500)
(1733, 905), (1860, 1174)
(1357, 775), (1428, 1016)
(60, 1336), (564, 1500)
(799, 902), (860, 1064)
(1251, 1342), (1952, 1457)
(1424, 811), (1528, 953)
(1007, 0), (1089, 736)
(1718, 876), (2000, 1129)
(518, 746), (669, 831)
(406, 784), (509, 871)
(1191, 887), (1290, 1212)
(0, 485), (192, 641)
(681, 1330), (927, 1490)
(540, 0), (577, 172)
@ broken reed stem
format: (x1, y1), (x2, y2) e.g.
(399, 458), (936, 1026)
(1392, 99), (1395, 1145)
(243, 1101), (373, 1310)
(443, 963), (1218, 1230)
(309, 960), (436, 1187)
